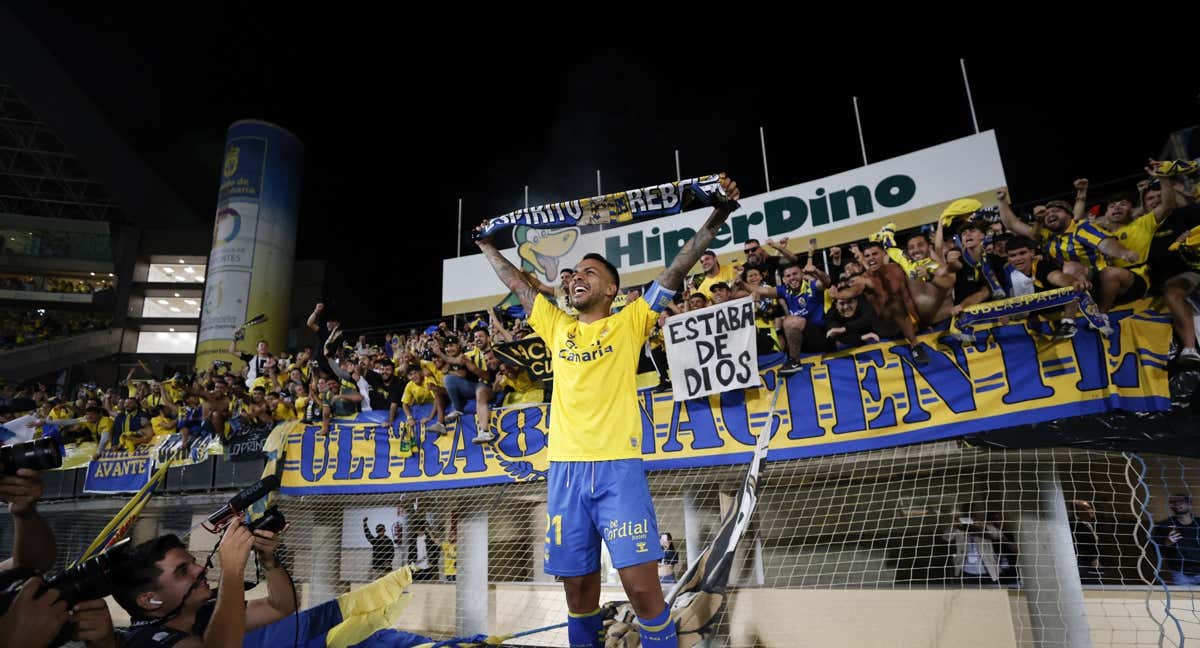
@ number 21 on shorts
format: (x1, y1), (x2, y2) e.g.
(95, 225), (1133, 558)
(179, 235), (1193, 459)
(545, 513), (562, 545)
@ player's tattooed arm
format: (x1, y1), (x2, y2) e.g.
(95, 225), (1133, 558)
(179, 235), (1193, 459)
(475, 236), (539, 314)
(655, 174), (741, 290)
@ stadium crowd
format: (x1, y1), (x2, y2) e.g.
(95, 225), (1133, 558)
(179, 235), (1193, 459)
(1, 151), (1199, 647)
(0, 273), (114, 294)
(662, 159), (1200, 373)
(0, 308), (111, 351)
(1, 157), (1198, 467)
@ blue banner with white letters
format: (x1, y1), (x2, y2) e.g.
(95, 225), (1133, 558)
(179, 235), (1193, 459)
(83, 444), (156, 494)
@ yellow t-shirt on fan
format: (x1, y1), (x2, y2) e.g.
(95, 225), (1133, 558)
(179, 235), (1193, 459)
(1103, 212), (1161, 283)
(401, 380), (436, 406)
(694, 264), (737, 298)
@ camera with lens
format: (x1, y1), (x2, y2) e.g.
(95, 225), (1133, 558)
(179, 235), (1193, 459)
(245, 506), (286, 534)
(0, 437), (63, 475)
(41, 538), (133, 606)
(203, 475), (279, 533)
(0, 538), (133, 623)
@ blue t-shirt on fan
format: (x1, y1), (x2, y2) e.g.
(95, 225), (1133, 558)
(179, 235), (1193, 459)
(775, 281), (825, 327)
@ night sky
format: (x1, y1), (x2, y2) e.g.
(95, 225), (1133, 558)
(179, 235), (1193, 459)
(8, 5), (1199, 327)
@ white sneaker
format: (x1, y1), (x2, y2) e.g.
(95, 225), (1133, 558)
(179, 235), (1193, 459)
(1180, 347), (1200, 368)
(444, 410), (462, 422)
(471, 430), (496, 445)
(425, 422), (446, 435)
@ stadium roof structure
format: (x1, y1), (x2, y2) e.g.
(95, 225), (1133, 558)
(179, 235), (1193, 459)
(0, 6), (201, 228)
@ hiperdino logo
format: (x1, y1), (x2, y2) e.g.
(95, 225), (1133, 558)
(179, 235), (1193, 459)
(604, 174), (917, 268)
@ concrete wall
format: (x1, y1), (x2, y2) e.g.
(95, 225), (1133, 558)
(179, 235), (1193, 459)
(97, 583), (1200, 647)
(382, 585), (1199, 647)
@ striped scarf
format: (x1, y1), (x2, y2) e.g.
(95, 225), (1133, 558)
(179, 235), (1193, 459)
(474, 174), (733, 240)
(949, 286), (1110, 341)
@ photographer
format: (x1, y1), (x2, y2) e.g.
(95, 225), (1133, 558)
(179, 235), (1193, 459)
(0, 576), (69, 647)
(0, 576), (119, 648)
(1, 467), (118, 648)
(115, 518), (295, 648)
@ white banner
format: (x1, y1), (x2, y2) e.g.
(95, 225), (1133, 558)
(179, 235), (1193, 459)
(442, 131), (1006, 315)
(664, 297), (760, 401)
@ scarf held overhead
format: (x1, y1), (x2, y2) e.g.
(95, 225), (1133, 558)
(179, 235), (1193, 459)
(473, 174), (735, 240)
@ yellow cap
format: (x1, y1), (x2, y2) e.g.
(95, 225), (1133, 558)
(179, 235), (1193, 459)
(940, 198), (983, 227)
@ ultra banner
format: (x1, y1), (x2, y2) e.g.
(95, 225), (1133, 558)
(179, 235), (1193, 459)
(280, 301), (1170, 495)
